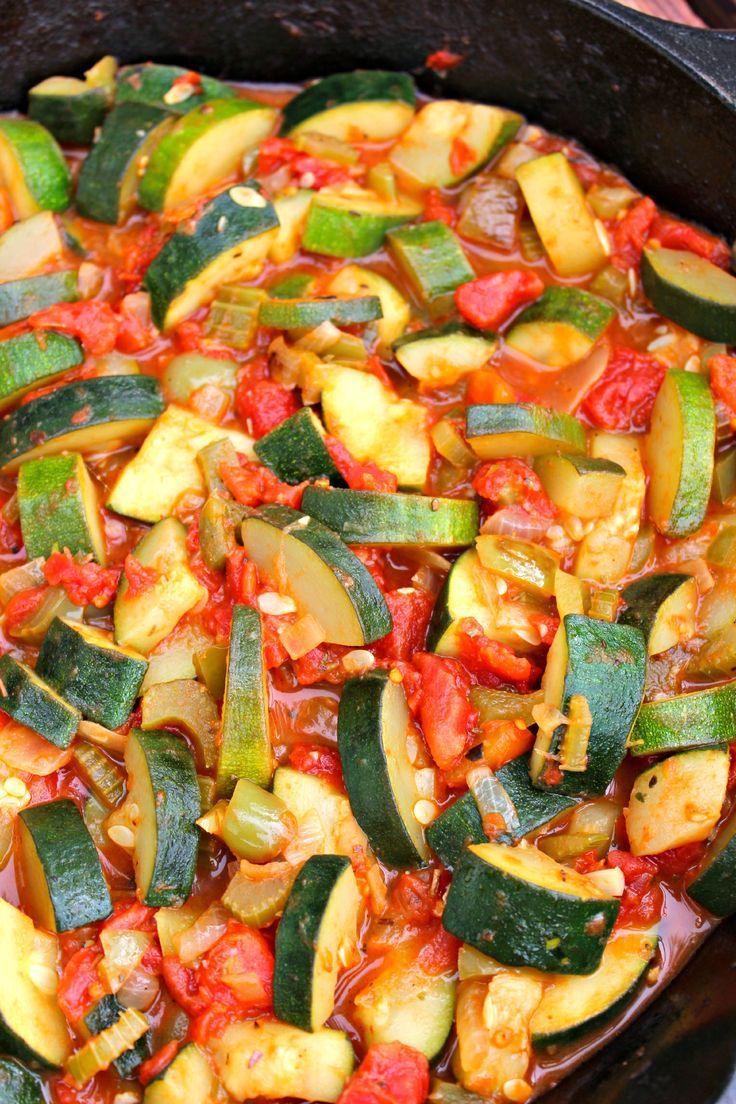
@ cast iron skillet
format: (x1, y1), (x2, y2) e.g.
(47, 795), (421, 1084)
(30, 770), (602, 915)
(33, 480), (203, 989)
(0, 0), (735, 1099)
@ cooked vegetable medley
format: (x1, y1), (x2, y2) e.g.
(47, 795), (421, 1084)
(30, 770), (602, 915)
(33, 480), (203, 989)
(0, 55), (734, 1104)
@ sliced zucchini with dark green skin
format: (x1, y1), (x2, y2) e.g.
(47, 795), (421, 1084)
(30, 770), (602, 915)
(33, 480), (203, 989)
(442, 841), (619, 973)
(0, 898), (70, 1068)
(327, 264), (410, 353)
(354, 958), (455, 1061)
(642, 246), (736, 343)
(647, 369), (715, 538)
(534, 453), (625, 519)
(301, 486), (478, 547)
(0, 1057), (43, 1104)
(393, 323), (497, 387)
(531, 928), (658, 1046)
(629, 682), (736, 757)
(426, 754), (578, 868)
(18, 452), (105, 562)
(76, 103), (174, 224)
(620, 572), (698, 656)
(466, 403), (586, 460)
(240, 504), (392, 646)
(259, 294), (382, 329)
(17, 799), (112, 931)
(253, 407), (342, 486)
(0, 654), (80, 747)
(0, 270), (77, 327)
(302, 188), (421, 258)
(282, 70), (416, 139)
(689, 802), (736, 916)
(117, 63), (236, 113)
(139, 99), (277, 212)
(269, 272), (316, 299)
(338, 668), (428, 867)
(84, 995), (151, 1078)
(532, 614), (646, 796)
(28, 57), (116, 145)
(126, 728), (200, 907)
(506, 286), (616, 369)
(36, 617), (148, 729)
(0, 374), (164, 473)
(144, 184), (278, 330)
(0, 119), (71, 217)
(144, 1042), (218, 1104)
(274, 854), (361, 1031)
(387, 221), (475, 314)
(0, 330), (82, 413)
(198, 495), (247, 571)
(217, 604), (273, 797)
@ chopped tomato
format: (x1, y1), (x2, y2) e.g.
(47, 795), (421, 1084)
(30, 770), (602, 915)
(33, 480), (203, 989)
(574, 848), (602, 874)
(466, 367), (516, 405)
(138, 1041), (180, 1086)
(458, 619), (533, 685)
(197, 921), (274, 1013)
(325, 436), (398, 493)
(449, 137), (477, 180)
(44, 551), (121, 607)
(607, 849), (663, 929)
(582, 346), (666, 432)
(649, 216), (730, 268)
(422, 188), (456, 227)
(256, 136), (353, 189)
(375, 588), (434, 663)
(29, 300), (120, 356)
(390, 869), (442, 926)
(481, 718), (536, 771)
(218, 457), (305, 509)
(292, 643), (346, 686)
(161, 955), (209, 1017)
(118, 219), (165, 291)
(338, 1043), (430, 1104)
(416, 926), (460, 975)
(257, 136), (299, 176)
(101, 897), (157, 932)
(709, 354), (736, 418)
(123, 553), (157, 597)
(0, 712), (73, 775)
(610, 196), (658, 271)
(235, 375), (300, 438)
(57, 946), (104, 1023)
(4, 585), (48, 634)
(289, 743), (344, 790)
(116, 292), (156, 352)
(455, 270), (544, 332)
(654, 841), (706, 877)
(425, 49), (464, 71)
(472, 457), (556, 519)
(413, 652), (478, 771)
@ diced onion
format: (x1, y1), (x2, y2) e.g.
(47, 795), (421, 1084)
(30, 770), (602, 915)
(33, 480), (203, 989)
(175, 902), (230, 965)
(467, 764), (520, 835)
(280, 613), (326, 660)
(482, 507), (549, 541)
(117, 965), (160, 1011)
(100, 929), (151, 993)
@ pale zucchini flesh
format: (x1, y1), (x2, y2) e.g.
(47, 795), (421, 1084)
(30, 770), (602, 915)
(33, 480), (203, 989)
(625, 748), (729, 856)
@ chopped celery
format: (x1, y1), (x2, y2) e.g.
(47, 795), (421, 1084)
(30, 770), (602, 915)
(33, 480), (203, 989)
(193, 644), (228, 701)
(221, 778), (295, 861)
(586, 183), (638, 220)
(714, 447), (736, 505)
(519, 218), (544, 262)
(469, 686), (543, 726)
(559, 694), (592, 773)
(67, 1007), (148, 1085)
(198, 774), (216, 813)
(222, 860), (296, 927)
(629, 522), (655, 575)
(141, 679), (219, 771)
(162, 352), (238, 402)
(83, 794), (108, 849)
(708, 526), (736, 568)
(590, 264), (629, 306)
(73, 742), (126, 808)
(538, 831), (610, 864)
(588, 587), (620, 622)
(476, 534), (558, 598)
(293, 131), (359, 165)
(457, 176), (522, 251)
(198, 496), (247, 571)
(206, 286), (267, 350)
(197, 436), (239, 497)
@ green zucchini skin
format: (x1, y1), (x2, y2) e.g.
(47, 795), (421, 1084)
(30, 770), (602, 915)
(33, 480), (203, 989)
(689, 804), (736, 916)
(0, 119), (72, 213)
(217, 604), (273, 797)
(443, 844), (619, 973)
(0, 655), (80, 747)
(273, 854), (352, 1031)
(36, 617), (148, 729)
(0, 1058), (43, 1104)
(426, 754), (578, 868)
(642, 246), (736, 343)
(0, 330), (82, 412)
(300, 487), (479, 547)
(509, 285), (615, 340)
(18, 799), (112, 931)
(619, 573), (693, 642)
(387, 221), (475, 313)
(259, 294), (382, 329)
(0, 375), (165, 473)
(18, 452), (103, 562)
(28, 85), (108, 146)
(281, 71), (415, 135)
(0, 271), (77, 327)
(116, 63), (236, 113)
(630, 683), (736, 757)
(302, 197), (415, 259)
(465, 403), (586, 456)
(253, 408), (342, 485)
(84, 995), (151, 1077)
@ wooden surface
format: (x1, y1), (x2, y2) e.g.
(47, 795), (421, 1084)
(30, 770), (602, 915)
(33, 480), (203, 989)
(616, 0), (736, 26)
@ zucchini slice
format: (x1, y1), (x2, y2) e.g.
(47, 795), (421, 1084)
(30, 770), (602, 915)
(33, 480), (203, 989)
(327, 264), (410, 352)
(84, 995), (151, 1079)
(647, 368), (715, 538)
(629, 682), (736, 757)
(465, 402), (585, 460)
(302, 187), (421, 258)
(272, 766), (357, 858)
(76, 103), (175, 224)
(393, 323), (497, 387)
(217, 603), (272, 796)
(126, 728), (200, 906)
(300, 486), (478, 547)
(17, 799), (112, 931)
(36, 618), (147, 729)
(144, 184), (278, 330)
(211, 1020), (354, 1102)
(18, 452), (105, 562)
(389, 100), (522, 187)
(506, 286), (615, 369)
(114, 517), (208, 654)
(532, 614), (646, 796)
(531, 928), (658, 1045)
(354, 958), (455, 1061)
(28, 57), (115, 145)
(0, 898), (70, 1067)
(0, 270), (77, 327)
(641, 246), (736, 343)
(0, 211), (65, 283)
(139, 99), (277, 212)
(254, 407), (341, 486)
(0, 118), (71, 217)
(338, 668), (429, 867)
(117, 63), (236, 112)
(0, 330), (82, 412)
(282, 70), (415, 139)
(0, 654), (80, 747)
(574, 432), (646, 584)
(619, 572), (698, 656)
(535, 453), (625, 520)
(443, 842), (619, 973)
(0, 374), (164, 474)
(107, 404), (253, 523)
(625, 747), (729, 856)
(689, 802), (736, 917)
(259, 294), (382, 329)
(387, 220), (475, 315)
(240, 503), (392, 646)
(274, 855), (361, 1031)
(0, 1058), (43, 1104)
(144, 1042), (217, 1104)
(515, 152), (606, 277)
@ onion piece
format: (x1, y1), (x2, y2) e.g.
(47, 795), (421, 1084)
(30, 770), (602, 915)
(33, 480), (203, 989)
(175, 902), (230, 965)
(481, 507), (550, 541)
(117, 965), (160, 1011)
(467, 764), (520, 835)
(100, 929), (151, 993)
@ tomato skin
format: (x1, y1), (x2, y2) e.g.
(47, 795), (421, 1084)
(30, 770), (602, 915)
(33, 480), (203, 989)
(57, 946), (104, 1023)
(375, 588), (434, 663)
(473, 457), (556, 520)
(413, 652), (478, 771)
(455, 270), (544, 331)
(650, 216), (731, 268)
(610, 196), (658, 270)
(325, 436), (398, 493)
(290, 743), (344, 790)
(197, 921), (274, 1014)
(582, 346), (666, 432)
(29, 301), (120, 356)
(458, 618), (533, 685)
(138, 1040), (180, 1086)
(219, 457), (305, 509)
(338, 1043), (430, 1104)
(101, 897), (157, 933)
(235, 376), (300, 438)
(161, 955), (209, 1017)
(422, 188), (456, 227)
(44, 551), (120, 607)
(709, 354), (736, 417)
(607, 849), (663, 929)
(4, 584), (48, 634)
(425, 49), (463, 71)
